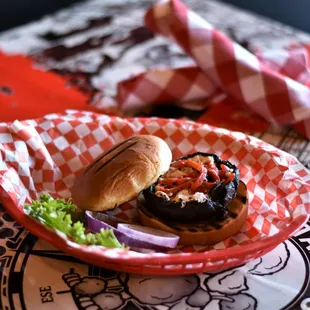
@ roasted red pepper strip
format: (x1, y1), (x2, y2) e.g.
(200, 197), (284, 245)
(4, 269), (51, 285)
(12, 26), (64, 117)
(171, 160), (204, 173)
(191, 168), (207, 190)
(171, 160), (207, 190)
(225, 173), (235, 183)
(218, 170), (226, 178)
(160, 159), (234, 195)
(159, 180), (192, 195)
(184, 172), (200, 178)
(220, 164), (228, 172)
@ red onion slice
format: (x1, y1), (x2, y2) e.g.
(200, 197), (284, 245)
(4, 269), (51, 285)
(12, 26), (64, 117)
(85, 211), (129, 230)
(85, 211), (115, 231)
(85, 211), (178, 251)
(117, 223), (180, 249)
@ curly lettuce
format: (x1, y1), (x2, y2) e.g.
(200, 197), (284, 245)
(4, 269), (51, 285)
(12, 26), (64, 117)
(24, 193), (124, 249)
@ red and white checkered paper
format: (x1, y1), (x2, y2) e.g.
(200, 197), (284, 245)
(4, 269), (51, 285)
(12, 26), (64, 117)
(0, 110), (309, 258)
(117, 0), (310, 139)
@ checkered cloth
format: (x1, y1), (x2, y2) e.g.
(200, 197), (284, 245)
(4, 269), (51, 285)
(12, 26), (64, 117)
(117, 0), (310, 139)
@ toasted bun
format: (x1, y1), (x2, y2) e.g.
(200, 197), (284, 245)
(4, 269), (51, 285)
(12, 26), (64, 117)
(137, 181), (248, 246)
(71, 135), (172, 211)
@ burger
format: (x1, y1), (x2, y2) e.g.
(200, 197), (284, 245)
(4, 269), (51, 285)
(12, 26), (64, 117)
(71, 135), (248, 247)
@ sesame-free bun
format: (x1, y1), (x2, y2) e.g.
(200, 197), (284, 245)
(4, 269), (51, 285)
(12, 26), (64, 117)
(137, 181), (248, 246)
(71, 135), (172, 211)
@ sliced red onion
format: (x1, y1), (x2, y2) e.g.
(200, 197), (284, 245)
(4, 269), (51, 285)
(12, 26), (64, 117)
(86, 211), (129, 230)
(85, 211), (178, 251)
(117, 223), (179, 249)
(85, 211), (114, 232)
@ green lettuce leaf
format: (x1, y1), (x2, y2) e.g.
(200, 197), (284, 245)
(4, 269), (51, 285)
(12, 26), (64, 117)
(24, 193), (125, 249)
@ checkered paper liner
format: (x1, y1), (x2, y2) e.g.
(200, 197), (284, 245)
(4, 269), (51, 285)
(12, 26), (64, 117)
(0, 110), (309, 273)
(117, 0), (310, 139)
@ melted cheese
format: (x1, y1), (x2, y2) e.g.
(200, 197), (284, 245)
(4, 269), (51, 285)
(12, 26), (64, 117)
(155, 191), (170, 200)
(173, 189), (191, 202)
(192, 192), (208, 203)
(172, 189), (207, 205)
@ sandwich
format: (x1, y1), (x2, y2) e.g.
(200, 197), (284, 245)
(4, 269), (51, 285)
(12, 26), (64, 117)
(71, 135), (248, 247)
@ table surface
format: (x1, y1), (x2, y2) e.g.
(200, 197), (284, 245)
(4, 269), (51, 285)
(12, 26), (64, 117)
(0, 1), (310, 310)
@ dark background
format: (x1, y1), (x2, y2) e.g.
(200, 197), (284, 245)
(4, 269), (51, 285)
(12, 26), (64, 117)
(0, 0), (310, 33)
(0, 0), (83, 31)
(221, 0), (310, 34)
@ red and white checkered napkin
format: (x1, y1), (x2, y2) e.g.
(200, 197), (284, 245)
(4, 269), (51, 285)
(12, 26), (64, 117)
(117, 0), (310, 139)
(0, 110), (309, 255)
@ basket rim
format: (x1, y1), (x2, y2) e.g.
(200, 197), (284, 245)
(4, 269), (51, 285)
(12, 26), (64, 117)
(2, 193), (308, 270)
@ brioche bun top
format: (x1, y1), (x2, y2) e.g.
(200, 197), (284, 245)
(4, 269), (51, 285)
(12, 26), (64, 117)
(71, 135), (172, 211)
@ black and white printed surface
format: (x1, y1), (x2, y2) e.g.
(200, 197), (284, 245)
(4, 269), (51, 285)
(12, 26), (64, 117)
(1, 0), (310, 309)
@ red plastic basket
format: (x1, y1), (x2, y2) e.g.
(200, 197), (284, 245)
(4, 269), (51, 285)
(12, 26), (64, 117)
(1, 192), (307, 275)
(0, 111), (309, 275)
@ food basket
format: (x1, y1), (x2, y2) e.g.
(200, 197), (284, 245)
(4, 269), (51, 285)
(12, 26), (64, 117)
(0, 110), (309, 275)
